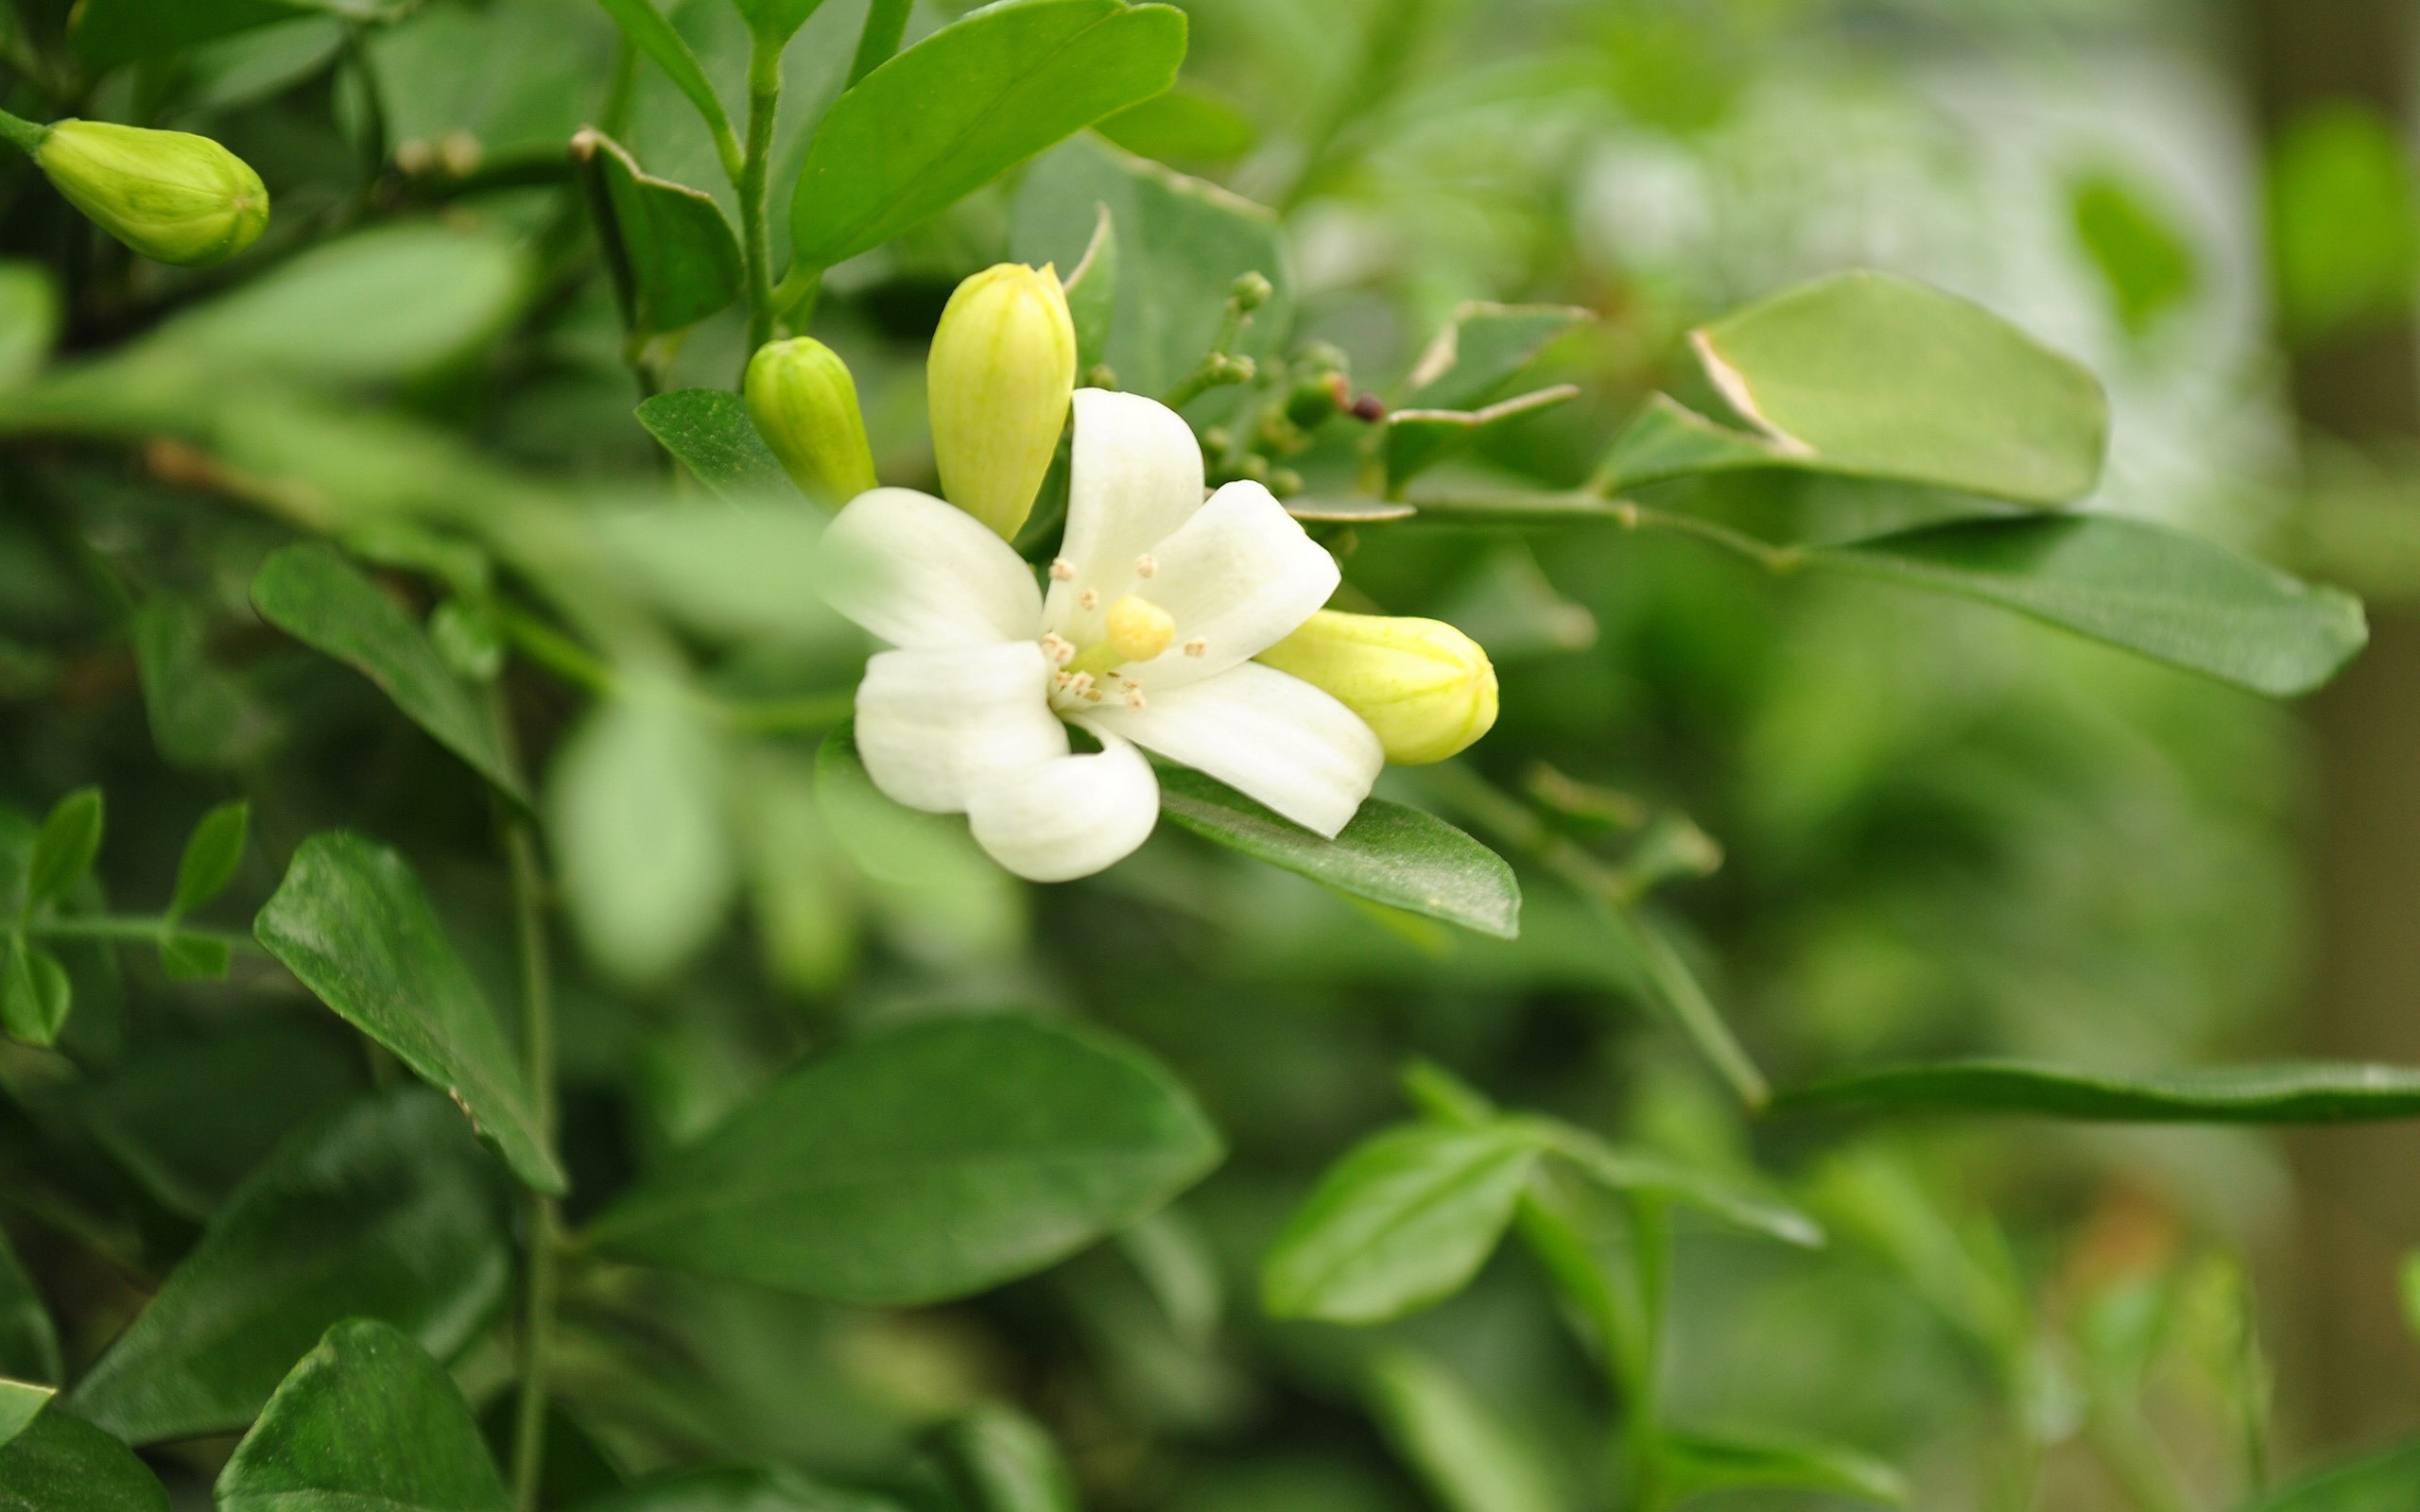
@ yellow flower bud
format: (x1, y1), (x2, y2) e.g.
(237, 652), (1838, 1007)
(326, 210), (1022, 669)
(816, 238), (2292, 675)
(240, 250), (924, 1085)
(746, 337), (879, 507)
(35, 120), (268, 267)
(928, 262), (1075, 540)
(1258, 610), (1499, 765)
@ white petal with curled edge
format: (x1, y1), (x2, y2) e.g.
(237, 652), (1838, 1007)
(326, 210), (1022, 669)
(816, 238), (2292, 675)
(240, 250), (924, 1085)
(1086, 662), (1381, 837)
(855, 642), (1067, 813)
(1045, 389), (1205, 644)
(818, 487), (1043, 649)
(1119, 481), (1340, 690)
(967, 730), (1160, 882)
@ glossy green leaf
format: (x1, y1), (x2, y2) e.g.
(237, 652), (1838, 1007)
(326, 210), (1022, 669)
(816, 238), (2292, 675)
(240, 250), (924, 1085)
(1658, 1428), (1905, 1505)
(26, 788), (102, 911)
(255, 833), (563, 1194)
(935, 1406), (1080, 1512)
(584, 1467), (908, 1512)
(1062, 205), (1119, 374)
(2, 942), (70, 1048)
(0, 1381), (52, 1449)
(635, 389), (795, 502)
(1368, 1350), (1560, 1512)
(2250, 1442), (2420, 1510)
(0, 264), (59, 391)
(1262, 1123), (1544, 1324)
(0, 1228), (60, 1384)
(251, 544), (527, 801)
(171, 801), (251, 919)
(1592, 393), (1792, 493)
(1774, 1058), (2420, 1124)
(586, 1015), (1222, 1305)
(0, 1408), (167, 1512)
(796, 0), (1189, 270)
(594, 0), (735, 146)
(1382, 386), (1578, 492)
(216, 1319), (508, 1512)
(1401, 303), (1594, 412)
(1688, 270), (2108, 506)
(1096, 85), (1258, 166)
(1537, 1123), (1821, 1247)
(1809, 513), (2368, 697)
(68, 1090), (511, 1445)
(576, 131), (743, 338)
(1155, 766), (1519, 939)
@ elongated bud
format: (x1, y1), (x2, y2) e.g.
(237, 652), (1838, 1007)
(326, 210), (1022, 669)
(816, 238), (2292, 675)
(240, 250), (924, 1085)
(928, 262), (1075, 540)
(746, 337), (879, 507)
(1257, 610), (1499, 765)
(35, 121), (268, 267)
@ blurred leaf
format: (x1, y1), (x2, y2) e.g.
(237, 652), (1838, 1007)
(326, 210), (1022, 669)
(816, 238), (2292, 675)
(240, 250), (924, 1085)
(2250, 1442), (2420, 1510)
(1687, 271), (2107, 507)
(1366, 1349), (1562, 1512)
(1776, 1058), (2420, 1124)
(2, 942), (70, 1048)
(2270, 103), (2420, 343)
(1262, 1123), (1542, 1324)
(2069, 171), (2196, 338)
(170, 801), (251, 919)
(0, 1228), (60, 1384)
(1382, 387), (1578, 493)
(730, 0), (825, 43)
(159, 933), (233, 981)
(635, 389), (796, 502)
(591, 507), (845, 645)
(1063, 205), (1119, 374)
(1096, 85), (1258, 165)
(935, 1405), (1080, 1512)
(596, 0), (735, 144)
(0, 265), (58, 391)
(1116, 1206), (1221, 1347)
(217, 1319), (507, 1512)
(1658, 1428), (1905, 1504)
(584, 1467), (908, 1512)
(132, 598), (284, 770)
(1594, 393), (1792, 493)
(256, 833), (564, 1194)
(251, 544), (527, 801)
(369, 0), (616, 165)
(73, 0), (310, 65)
(1156, 766), (1520, 940)
(586, 1015), (1222, 1305)
(67, 1090), (511, 1445)
(576, 131), (744, 338)
(791, 0), (1187, 269)
(0, 1408), (166, 1512)
(25, 788), (101, 912)
(1537, 1123), (1820, 1247)
(547, 679), (735, 986)
(1437, 548), (1597, 661)
(816, 726), (1024, 963)
(1401, 303), (1593, 412)
(0, 1381), (50, 1448)
(737, 750), (856, 998)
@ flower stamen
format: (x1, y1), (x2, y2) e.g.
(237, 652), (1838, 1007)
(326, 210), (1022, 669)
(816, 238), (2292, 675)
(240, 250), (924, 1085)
(1048, 558), (1076, 581)
(1080, 588), (1100, 610)
(1183, 637), (1207, 658)
(1136, 554), (1158, 578)
(1040, 631), (1076, 666)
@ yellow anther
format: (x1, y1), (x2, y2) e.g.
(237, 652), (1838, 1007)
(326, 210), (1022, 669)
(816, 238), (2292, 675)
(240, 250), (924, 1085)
(1105, 595), (1176, 662)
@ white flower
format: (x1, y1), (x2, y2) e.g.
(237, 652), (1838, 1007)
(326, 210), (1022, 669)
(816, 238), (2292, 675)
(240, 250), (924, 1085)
(817, 388), (1383, 882)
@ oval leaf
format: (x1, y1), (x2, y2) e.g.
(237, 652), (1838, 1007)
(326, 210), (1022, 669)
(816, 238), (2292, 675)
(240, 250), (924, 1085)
(575, 131), (743, 338)
(584, 1015), (1221, 1306)
(1773, 1058), (2420, 1124)
(0, 1408), (166, 1512)
(170, 800), (251, 919)
(26, 787), (102, 911)
(634, 389), (795, 502)
(1402, 303), (1595, 412)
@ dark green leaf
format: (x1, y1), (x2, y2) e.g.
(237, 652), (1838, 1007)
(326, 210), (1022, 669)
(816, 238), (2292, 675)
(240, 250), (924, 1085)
(0, 1381), (51, 1449)
(1659, 1428), (1905, 1505)
(594, 0), (735, 145)
(1536, 1123), (1822, 1247)
(584, 1467), (908, 1512)
(793, 0), (1189, 270)
(132, 598), (282, 771)
(1774, 1058), (2420, 1124)
(1096, 85), (1258, 166)
(1262, 1123), (1543, 1324)
(159, 933), (233, 982)
(1401, 303), (1594, 412)
(1156, 765), (1519, 939)
(634, 389), (796, 502)
(216, 1319), (508, 1512)
(575, 131), (743, 338)
(935, 1406), (1080, 1512)
(2250, 1441), (2420, 1511)
(67, 1090), (512, 1445)
(251, 543), (527, 801)
(585, 1015), (1221, 1306)
(170, 801), (251, 919)
(1366, 1348), (1561, 1512)
(1382, 387), (1578, 492)
(1809, 513), (2368, 697)
(0, 1227), (60, 1384)
(2, 941), (70, 1048)
(1592, 393), (1791, 493)
(25, 788), (102, 912)
(0, 1408), (167, 1512)
(73, 0), (308, 67)
(255, 833), (564, 1194)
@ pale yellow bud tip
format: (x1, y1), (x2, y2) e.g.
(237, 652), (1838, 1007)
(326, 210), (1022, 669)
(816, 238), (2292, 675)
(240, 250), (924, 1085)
(928, 262), (1077, 540)
(1257, 610), (1499, 765)
(1105, 595), (1176, 662)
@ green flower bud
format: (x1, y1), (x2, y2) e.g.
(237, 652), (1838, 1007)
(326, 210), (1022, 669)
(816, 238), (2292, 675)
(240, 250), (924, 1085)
(745, 337), (880, 507)
(1257, 610), (1499, 765)
(35, 120), (268, 267)
(928, 262), (1075, 540)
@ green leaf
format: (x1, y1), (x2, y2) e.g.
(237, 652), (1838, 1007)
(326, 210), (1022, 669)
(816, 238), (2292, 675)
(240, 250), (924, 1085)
(2070, 171), (2197, 339)
(1155, 765), (1519, 939)
(132, 598), (282, 771)
(634, 389), (796, 502)
(1115, 1207), (1220, 1346)
(251, 543), (527, 801)
(0, 1408), (167, 1512)
(25, 788), (102, 912)
(575, 131), (743, 338)
(794, 0), (1189, 270)
(1774, 1058), (2420, 1124)
(255, 833), (564, 1194)
(1401, 303), (1594, 412)
(592, 507), (845, 646)
(935, 1406), (1080, 1512)
(815, 726), (1025, 961)
(72, 0), (309, 66)
(67, 1090), (511, 1445)
(1096, 85), (1258, 166)
(0, 1381), (52, 1449)
(2250, 1442), (2420, 1511)
(171, 801), (251, 919)
(1687, 270), (2108, 507)
(583, 1467), (908, 1512)
(0, 263), (59, 392)
(159, 933), (233, 981)
(0, 1228), (60, 1384)
(594, 0), (735, 148)
(1382, 387), (1579, 493)
(1592, 393), (1793, 493)
(368, 1), (617, 167)
(1062, 204), (1119, 374)
(1808, 513), (2369, 697)
(2, 942), (70, 1047)
(2269, 103), (2420, 344)
(1658, 1428), (1906, 1505)
(1261, 1123), (1543, 1324)
(216, 1319), (508, 1512)
(585, 1015), (1222, 1306)
(1537, 1123), (1822, 1247)
(1366, 1349), (1562, 1512)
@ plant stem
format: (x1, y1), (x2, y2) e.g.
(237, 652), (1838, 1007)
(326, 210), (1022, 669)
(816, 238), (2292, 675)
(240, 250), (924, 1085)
(0, 106), (48, 156)
(735, 31), (783, 360)
(26, 915), (255, 951)
(506, 814), (558, 1512)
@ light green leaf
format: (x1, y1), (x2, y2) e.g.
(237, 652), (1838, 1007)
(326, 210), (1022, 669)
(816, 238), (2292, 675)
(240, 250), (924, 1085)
(816, 727), (1025, 963)
(1401, 303), (1594, 412)
(255, 833), (564, 1194)
(935, 1406), (1080, 1512)
(216, 1319), (507, 1512)
(25, 788), (101, 912)
(634, 389), (796, 501)
(796, 0), (1188, 269)
(1155, 766), (1520, 940)
(1382, 387), (1578, 493)
(1688, 270), (2108, 506)
(1774, 1058), (2420, 1124)
(1, 942), (70, 1048)
(0, 1228), (60, 1384)
(1062, 204), (1119, 374)
(576, 131), (743, 338)
(594, 0), (735, 147)
(1096, 85), (1258, 166)
(1536, 1123), (1822, 1247)
(170, 801), (251, 919)
(2270, 103), (2420, 344)
(585, 1015), (1222, 1305)
(251, 544), (527, 801)
(0, 264), (59, 391)
(1592, 393), (1793, 493)
(736, 749), (856, 998)
(1116, 1206), (1220, 1346)
(2070, 171), (2197, 339)
(0, 1408), (167, 1512)
(0, 1381), (52, 1450)
(591, 507), (845, 646)
(67, 1090), (512, 1445)
(2250, 1441), (2420, 1510)
(584, 1467), (908, 1512)
(1367, 1349), (1563, 1512)
(1658, 1428), (1905, 1505)
(1809, 513), (2368, 697)
(1262, 1123), (1543, 1324)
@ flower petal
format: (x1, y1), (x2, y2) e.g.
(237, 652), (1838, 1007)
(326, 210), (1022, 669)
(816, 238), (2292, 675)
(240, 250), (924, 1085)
(856, 642), (1067, 813)
(1085, 662), (1380, 837)
(1119, 480), (1340, 689)
(967, 730), (1159, 882)
(1045, 389), (1204, 644)
(819, 487), (1042, 648)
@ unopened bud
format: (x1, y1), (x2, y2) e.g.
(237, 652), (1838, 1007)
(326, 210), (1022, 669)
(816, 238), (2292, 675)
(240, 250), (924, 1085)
(1257, 610), (1498, 765)
(36, 120), (268, 267)
(746, 337), (879, 507)
(928, 262), (1075, 540)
